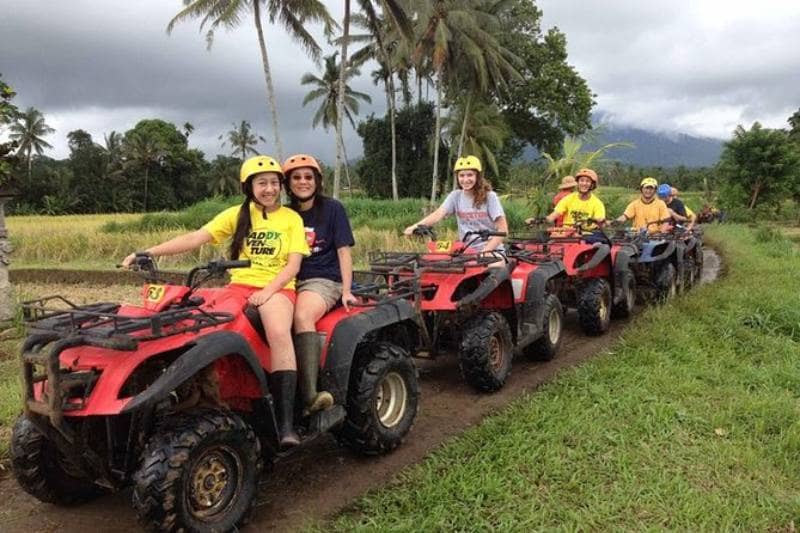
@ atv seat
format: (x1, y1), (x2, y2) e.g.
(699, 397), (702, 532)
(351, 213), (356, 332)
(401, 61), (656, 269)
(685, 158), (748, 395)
(244, 304), (268, 343)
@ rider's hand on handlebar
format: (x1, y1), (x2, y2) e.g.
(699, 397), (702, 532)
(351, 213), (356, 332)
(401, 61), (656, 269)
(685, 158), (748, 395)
(121, 253), (136, 269)
(403, 225), (416, 236)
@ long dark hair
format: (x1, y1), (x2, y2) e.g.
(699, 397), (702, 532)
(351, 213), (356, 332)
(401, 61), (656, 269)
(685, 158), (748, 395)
(285, 168), (327, 225)
(229, 181), (253, 260)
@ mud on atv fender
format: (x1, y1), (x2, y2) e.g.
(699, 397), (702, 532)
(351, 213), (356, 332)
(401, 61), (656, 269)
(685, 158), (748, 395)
(122, 331), (269, 414)
(321, 299), (418, 405)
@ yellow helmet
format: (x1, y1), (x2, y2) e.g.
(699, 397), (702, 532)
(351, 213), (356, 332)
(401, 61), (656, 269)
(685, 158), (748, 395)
(453, 155), (482, 173)
(640, 177), (658, 189)
(240, 155), (283, 183)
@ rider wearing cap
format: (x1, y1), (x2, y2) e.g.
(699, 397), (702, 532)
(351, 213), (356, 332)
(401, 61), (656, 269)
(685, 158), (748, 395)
(404, 155), (507, 252)
(539, 168), (606, 230)
(616, 177), (670, 233)
(657, 183), (689, 223)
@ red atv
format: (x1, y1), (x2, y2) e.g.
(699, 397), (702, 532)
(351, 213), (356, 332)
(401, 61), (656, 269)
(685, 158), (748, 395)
(367, 225), (565, 393)
(11, 255), (420, 531)
(509, 221), (638, 336)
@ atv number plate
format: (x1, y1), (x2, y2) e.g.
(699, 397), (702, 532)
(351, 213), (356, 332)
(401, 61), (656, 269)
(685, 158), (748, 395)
(145, 284), (166, 303)
(434, 240), (453, 252)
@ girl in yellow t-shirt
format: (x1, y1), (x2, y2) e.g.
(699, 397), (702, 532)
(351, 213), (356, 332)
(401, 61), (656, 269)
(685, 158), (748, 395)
(122, 155), (309, 448)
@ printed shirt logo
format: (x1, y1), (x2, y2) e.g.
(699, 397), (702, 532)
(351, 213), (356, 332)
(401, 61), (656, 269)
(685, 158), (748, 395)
(246, 230), (283, 260)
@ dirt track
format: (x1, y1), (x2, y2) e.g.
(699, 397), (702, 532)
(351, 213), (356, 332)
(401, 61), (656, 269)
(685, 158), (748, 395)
(0, 250), (721, 532)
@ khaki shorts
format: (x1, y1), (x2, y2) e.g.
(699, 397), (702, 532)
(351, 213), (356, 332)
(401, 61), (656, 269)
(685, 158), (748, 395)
(296, 277), (342, 311)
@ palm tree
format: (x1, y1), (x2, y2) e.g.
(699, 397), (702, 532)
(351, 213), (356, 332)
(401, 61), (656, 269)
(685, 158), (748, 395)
(183, 122), (195, 139)
(9, 107), (55, 180)
(413, 0), (520, 203)
(123, 133), (166, 212)
(334, 0), (412, 198)
(167, 0), (335, 160)
(541, 136), (633, 187)
(103, 130), (124, 172)
(302, 53), (371, 191)
(219, 120), (265, 160)
(443, 97), (510, 180)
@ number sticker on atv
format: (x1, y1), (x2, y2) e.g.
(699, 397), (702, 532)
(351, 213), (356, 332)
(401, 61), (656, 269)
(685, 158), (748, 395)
(145, 284), (166, 303)
(435, 240), (453, 252)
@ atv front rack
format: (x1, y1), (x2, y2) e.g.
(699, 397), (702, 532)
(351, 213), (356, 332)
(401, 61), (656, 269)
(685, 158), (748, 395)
(22, 295), (235, 350)
(368, 250), (508, 274)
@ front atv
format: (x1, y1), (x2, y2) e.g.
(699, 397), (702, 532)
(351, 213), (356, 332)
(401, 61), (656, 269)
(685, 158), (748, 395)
(12, 256), (421, 531)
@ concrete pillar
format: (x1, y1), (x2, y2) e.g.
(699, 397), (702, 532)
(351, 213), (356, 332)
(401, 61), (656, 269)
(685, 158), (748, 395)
(0, 197), (14, 322)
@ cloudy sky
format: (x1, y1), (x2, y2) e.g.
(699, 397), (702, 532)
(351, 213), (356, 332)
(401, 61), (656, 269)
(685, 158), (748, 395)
(1, 0), (798, 161)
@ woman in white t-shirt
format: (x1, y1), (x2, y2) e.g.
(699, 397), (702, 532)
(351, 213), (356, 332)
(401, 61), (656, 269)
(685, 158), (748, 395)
(403, 156), (507, 252)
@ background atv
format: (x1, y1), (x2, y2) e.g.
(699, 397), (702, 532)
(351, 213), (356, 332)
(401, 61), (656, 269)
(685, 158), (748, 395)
(367, 225), (564, 393)
(612, 221), (684, 304)
(511, 221), (636, 336)
(11, 255), (420, 532)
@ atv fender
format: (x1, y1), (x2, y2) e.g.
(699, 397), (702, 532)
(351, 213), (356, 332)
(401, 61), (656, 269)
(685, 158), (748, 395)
(122, 331), (268, 413)
(640, 240), (676, 263)
(518, 261), (565, 345)
(455, 260), (516, 311)
(576, 244), (611, 272)
(321, 299), (417, 404)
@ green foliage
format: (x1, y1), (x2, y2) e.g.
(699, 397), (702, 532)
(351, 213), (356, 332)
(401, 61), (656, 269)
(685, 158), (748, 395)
(718, 122), (800, 211)
(497, 1), (594, 154)
(356, 102), (450, 198)
(0, 73), (20, 185)
(301, 52), (372, 131)
(102, 197), (236, 233)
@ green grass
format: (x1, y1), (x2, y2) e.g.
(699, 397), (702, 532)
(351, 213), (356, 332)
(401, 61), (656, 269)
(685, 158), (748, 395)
(318, 224), (800, 531)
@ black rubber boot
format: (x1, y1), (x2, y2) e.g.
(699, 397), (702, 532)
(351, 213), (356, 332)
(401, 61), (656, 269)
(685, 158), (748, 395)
(268, 370), (300, 448)
(294, 332), (334, 415)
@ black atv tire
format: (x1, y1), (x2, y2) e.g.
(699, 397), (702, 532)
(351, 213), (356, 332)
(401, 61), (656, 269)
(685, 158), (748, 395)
(459, 311), (513, 392)
(577, 278), (612, 336)
(655, 263), (678, 304)
(612, 270), (636, 319)
(10, 415), (102, 505)
(132, 408), (261, 533)
(525, 294), (564, 361)
(336, 341), (419, 455)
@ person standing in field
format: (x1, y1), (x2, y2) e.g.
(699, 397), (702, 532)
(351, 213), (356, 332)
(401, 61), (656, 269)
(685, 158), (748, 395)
(282, 153), (356, 415)
(404, 156), (507, 253)
(616, 177), (670, 233)
(122, 155), (309, 448)
(552, 175), (577, 226)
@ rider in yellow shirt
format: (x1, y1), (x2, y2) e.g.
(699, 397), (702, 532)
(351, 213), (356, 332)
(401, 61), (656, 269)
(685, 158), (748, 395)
(616, 177), (670, 233)
(123, 156), (309, 448)
(535, 168), (606, 230)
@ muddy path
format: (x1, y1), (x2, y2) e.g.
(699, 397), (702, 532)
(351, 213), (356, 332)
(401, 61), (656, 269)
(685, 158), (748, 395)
(0, 250), (722, 533)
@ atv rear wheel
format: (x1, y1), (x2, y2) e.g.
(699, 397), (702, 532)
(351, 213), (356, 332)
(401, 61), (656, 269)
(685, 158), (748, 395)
(577, 278), (612, 336)
(656, 263), (678, 304)
(132, 409), (261, 533)
(459, 311), (513, 392)
(526, 294), (563, 361)
(612, 270), (636, 319)
(336, 341), (419, 455)
(10, 415), (102, 505)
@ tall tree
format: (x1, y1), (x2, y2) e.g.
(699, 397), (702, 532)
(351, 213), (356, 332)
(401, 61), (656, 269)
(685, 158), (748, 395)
(302, 52), (371, 190)
(167, 0), (335, 160)
(123, 132), (166, 212)
(414, 0), (520, 203)
(220, 120), (266, 160)
(718, 122), (800, 210)
(8, 107), (55, 181)
(334, 0), (412, 198)
(183, 121), (195, 138)
(0, 74), (21, 185)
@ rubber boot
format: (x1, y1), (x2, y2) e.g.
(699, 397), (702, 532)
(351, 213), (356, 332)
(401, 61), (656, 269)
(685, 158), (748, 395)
(268, 370), (300, 448)
(294, 332), (334, 415)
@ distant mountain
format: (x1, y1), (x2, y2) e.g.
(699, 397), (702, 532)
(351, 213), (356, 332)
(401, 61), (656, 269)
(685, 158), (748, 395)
(522, 125), (723, 168)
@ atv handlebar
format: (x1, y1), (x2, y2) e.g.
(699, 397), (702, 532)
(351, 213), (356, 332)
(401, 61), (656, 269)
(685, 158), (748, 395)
(411, 224), (437, 241)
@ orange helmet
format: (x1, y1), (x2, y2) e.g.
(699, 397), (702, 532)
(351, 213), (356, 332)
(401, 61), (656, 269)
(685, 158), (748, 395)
(282, 154), (322, 176)
(575, 168), (599, 189)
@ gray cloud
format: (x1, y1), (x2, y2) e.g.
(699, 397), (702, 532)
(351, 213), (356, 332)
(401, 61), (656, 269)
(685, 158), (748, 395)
(2, 0), (797, 161)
